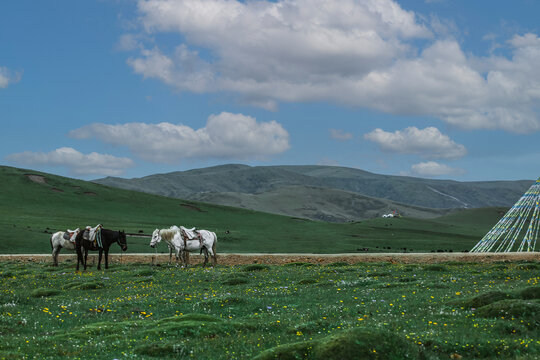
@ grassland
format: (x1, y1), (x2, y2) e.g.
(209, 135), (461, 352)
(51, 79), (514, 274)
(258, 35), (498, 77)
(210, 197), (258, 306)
(0, 166), (506, 254)
(0, 260), (538, 359)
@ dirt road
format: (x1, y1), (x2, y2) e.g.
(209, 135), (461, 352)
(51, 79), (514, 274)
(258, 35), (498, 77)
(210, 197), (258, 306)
(0, 252), (538, 266)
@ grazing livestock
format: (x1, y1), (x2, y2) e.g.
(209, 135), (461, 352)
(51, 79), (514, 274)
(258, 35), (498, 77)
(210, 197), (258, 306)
(50, 229), (79, 266)
(150, 226), (217, 267)
(75, 228), (127, 270)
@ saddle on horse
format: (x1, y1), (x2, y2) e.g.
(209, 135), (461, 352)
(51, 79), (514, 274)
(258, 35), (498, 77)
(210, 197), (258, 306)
(179, 226), (203, 248)
(63, 228), (80, 243)
(83, 224), (103, 248)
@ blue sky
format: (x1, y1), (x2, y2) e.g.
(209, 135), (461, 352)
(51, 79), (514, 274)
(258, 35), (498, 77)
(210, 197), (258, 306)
(1, 0), (540, 181)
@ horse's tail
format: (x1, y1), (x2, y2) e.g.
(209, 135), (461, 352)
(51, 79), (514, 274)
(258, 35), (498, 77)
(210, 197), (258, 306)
(50, 234), (54, 250)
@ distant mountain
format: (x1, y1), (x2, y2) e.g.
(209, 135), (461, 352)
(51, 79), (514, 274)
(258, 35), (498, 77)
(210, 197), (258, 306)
(94, 164), (532, 222)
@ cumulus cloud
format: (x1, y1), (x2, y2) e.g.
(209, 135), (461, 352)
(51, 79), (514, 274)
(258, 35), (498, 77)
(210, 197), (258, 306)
(0, 66), (22, 89)
(330, 129), (354, 141)
(5, 147), (134, 176)
(364, 126), (466, 159)
(410, 161), (464, 177)
(128, 0), (430, 110)
(69, 112), (289, 163)
(355, 36), (540, 132)
(124, 0), (540, 132)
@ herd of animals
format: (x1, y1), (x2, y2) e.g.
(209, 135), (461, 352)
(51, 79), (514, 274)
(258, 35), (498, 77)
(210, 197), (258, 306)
(50, 225), (218, 271)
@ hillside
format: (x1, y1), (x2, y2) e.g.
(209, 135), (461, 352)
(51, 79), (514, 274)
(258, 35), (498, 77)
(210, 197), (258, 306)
(0, 165), (506, 254)
(94, 164), (531, 221)
(190, 185), (452, 222)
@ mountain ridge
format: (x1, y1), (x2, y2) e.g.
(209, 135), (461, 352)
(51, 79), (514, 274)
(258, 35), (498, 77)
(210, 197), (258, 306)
(94, 164), (532, 222)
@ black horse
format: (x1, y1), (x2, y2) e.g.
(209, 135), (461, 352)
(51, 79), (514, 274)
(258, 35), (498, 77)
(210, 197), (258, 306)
(75, 228), (127, 270)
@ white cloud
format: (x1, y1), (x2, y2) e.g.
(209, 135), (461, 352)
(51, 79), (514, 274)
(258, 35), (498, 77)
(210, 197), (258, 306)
(0, 66), (22, 89)
(69, 112), (290, 163)
(116, 34), (142, 51)
(128, 45), (215, 94)
(356, 37), (540, 132)
(125, 0), (540, 132)
(330, 129), (354, 141)
(364, 126), (466, 159)
(410, 161), (464, 177)
(5, 147), (134, 176)
(128, 0), (430, 109)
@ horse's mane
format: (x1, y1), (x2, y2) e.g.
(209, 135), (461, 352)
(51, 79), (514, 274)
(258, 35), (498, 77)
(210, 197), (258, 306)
(160, 229), (177, 241)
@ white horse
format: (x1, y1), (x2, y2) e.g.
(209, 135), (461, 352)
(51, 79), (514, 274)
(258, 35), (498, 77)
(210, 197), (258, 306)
(150, 227), (217, 267)
(50, 230), (79, 266)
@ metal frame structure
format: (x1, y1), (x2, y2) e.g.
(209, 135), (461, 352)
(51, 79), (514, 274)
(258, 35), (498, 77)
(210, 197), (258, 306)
(471, 178), (540, 252)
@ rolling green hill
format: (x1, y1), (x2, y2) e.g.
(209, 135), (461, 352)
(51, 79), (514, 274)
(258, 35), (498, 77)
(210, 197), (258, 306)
(94, 164), (531, 221)
(0, 165), (506, 255)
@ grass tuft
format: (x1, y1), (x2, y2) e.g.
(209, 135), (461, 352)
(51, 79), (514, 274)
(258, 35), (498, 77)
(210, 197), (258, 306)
(134, 342), (181, 357)
(515, 263), (539, 270)
(159, 313), (222, 323)
(74, 281), (105, 290)
(475, 299), (540, 325)
(243, 264), (270, 272)
(1, 271), (15, 278)
(456, 291), (514, 308)
(30, 288), (60, 298)
(222, 275), (249, 285)
(423, 264), (447, 271)
(298, 278), (318, 285)
(0, 351), (25, 360)
(134, 268), (155, 277)
(519, 286), (540, 300)
(284, 262), (312, 267)
(326, 262), (349, 267)
(254, 327), (417, 360)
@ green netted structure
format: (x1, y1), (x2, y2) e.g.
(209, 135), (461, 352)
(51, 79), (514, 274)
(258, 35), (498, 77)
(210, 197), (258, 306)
(471, 178), (540, 252)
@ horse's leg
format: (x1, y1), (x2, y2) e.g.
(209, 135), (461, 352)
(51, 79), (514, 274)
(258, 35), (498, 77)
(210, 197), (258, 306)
(207, 247), (215, 267)
(202, 247), (209, 267)
(213, 235), (218, 266)
(97, 249), (103, 270)
(104, 250), (109, 269)
(185, 251), (191, 268)
(52, 246), (60, 267)
(84, 249), (88, 270)
(208, 240), (217, 267)
(76, 246), (81, 271)
(180, 249), (188, 268)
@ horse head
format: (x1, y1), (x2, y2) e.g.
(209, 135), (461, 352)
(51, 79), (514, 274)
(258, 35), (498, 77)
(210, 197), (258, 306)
(118, 230), (128, 251)
(150, 229), (161, 248)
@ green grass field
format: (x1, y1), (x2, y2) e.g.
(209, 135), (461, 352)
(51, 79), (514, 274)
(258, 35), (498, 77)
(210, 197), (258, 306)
(1, 166), (539, 359)
(0, 260), (538, 359)
(0, 166), (505, 254)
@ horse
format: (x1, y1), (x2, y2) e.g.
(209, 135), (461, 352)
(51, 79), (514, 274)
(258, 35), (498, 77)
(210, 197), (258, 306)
(163, 226), (182, 265)
(150, 227), (217, 267)
(75, 228), (127, 270)
(149, 228), (182, 266)
(50, 230), (79, 266)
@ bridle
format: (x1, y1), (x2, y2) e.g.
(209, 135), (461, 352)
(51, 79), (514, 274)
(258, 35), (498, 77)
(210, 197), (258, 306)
(117, 231), (127, 249)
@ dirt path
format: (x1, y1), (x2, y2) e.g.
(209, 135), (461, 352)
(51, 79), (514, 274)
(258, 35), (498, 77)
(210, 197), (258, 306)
(0, 252), (538, 265)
